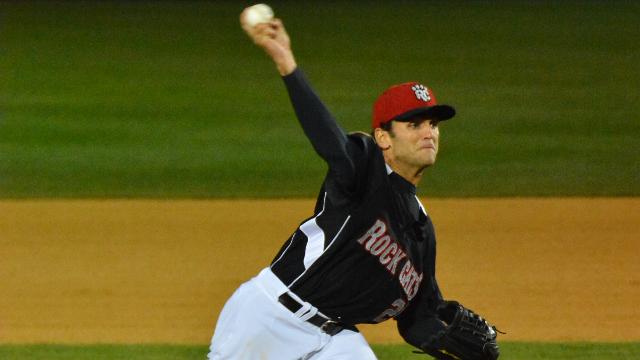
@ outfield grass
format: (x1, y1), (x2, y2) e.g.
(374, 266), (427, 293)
(1, 1), (638, 198)
(1, 343), (639, 360)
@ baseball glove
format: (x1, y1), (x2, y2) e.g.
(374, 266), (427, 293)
(420, 300), (500, 360)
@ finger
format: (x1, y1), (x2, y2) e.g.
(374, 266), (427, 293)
(269, 18), (285, 33)
(250, 28), (277, 46)
(253, 24), (276, 40)
(271, 18), (283, 28)
(241, 21), (268, 44)
(269, 19), (289, 41)
(254, 22), (273, 33)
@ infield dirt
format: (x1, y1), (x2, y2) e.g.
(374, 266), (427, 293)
(1, 198), (638, 344)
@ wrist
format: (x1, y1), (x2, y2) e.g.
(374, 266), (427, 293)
(276, 58), (297, 76)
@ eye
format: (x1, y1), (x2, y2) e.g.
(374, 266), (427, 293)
(430, 120), (440, 129)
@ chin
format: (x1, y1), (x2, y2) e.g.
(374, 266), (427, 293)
(419, 159), (436, 169)
(424, 155), (437, 166)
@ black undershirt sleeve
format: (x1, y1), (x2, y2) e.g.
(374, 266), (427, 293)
(282, 68), (362, 192)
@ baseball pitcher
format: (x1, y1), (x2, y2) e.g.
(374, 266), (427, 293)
(207, 6), (500, 360)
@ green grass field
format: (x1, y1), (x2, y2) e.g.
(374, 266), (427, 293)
(1, 1), (638, 198)
(1, 343), (639, 360)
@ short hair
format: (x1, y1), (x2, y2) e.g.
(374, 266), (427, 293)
(371, 120), (395, 139)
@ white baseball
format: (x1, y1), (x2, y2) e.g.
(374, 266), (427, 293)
(244, 4), (274, 27)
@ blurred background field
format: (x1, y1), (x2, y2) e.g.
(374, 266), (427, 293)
(1, 1), (638, 198)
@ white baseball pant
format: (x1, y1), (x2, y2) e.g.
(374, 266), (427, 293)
(208, 267), (378, 359)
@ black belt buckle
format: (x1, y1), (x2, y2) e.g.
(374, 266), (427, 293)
(320, 320), (343, 336)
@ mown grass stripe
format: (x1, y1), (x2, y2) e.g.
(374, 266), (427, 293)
(0, 342), (639, 360)
(1, 2), (638, 198)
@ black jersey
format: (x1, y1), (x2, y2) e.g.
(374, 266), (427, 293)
(270, 69), (444, 338)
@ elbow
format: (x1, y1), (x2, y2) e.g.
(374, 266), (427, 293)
(397, 317), (424, 349)
(397, 316), (446, 350)
(398, 325), (423, 349)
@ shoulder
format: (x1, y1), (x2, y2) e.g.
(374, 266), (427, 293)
(347, 131), (377, 153)
(342, 131), (387, 192)
(322, 131), (384, 203)
(347, 130), (374, 141)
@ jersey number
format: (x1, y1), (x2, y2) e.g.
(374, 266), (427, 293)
(373, 298), (407, 323)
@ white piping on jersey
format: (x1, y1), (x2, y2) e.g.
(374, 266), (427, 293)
(270, 231), (297, 268)
(289, 214), (352, 288)
(415, 195), (428, 216)
(385, 163), (393, 175)
(300, 192), (328, 269)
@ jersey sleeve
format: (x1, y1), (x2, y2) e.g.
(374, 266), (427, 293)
(395, 276), (445, 349)
(282, 68), (366, 193)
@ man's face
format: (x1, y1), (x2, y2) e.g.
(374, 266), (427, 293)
(387, 117), (440, 170)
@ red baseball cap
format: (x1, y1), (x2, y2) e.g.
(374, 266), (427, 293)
(372, 82), (456, 129)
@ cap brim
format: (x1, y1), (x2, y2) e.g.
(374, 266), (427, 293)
(395, 105), (456, 122)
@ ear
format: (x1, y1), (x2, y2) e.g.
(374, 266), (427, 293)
(374, 128), (392, 150)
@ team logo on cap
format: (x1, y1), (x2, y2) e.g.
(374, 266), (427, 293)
(411, 84), (431, 102)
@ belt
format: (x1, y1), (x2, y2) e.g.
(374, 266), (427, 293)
(277, 293), (346, 336)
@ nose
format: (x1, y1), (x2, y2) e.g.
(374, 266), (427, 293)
(421, 123), (434, 139)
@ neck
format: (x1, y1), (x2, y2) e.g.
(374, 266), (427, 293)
(385, 159), (424, 186)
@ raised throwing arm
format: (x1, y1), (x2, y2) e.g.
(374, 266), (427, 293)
(240, 8), (364, 192)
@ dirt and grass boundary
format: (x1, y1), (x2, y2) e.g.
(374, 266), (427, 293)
(1, 198), (638, 345)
